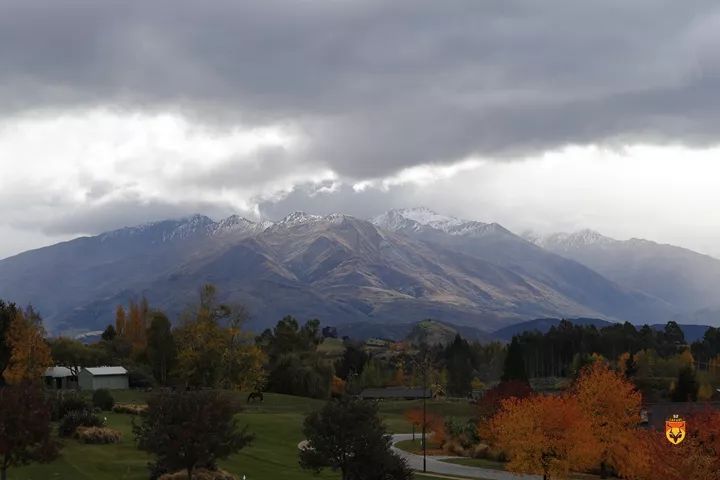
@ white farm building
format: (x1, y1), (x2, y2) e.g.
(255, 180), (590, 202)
(78, 366), (129, 390)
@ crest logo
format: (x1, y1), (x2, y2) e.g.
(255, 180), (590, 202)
(665, 414), (686, 445)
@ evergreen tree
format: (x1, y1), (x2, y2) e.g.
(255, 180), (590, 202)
(445, 334), (473, 396)
(299, 396), (412, 480)
(134, 390), (252, 479)
(502, 337), (528, 382)
(672, 365), (699, 402)
(146, 312), (176, 385)
(101, 324), (117, 342)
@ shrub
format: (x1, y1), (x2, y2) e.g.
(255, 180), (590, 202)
(58, 410), (103, 437)
(128, 365), (156, 389)
(158, 469), (237, 480)
(51, 393), (91, 421)
(92, 389), (115, 411)
(113, 403), (148, 415)
(74, 426), (122, 444)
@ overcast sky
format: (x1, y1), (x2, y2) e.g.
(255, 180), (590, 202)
(2, 0), (720, 259)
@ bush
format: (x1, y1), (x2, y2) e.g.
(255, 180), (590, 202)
(58, 410), (103, 437)
(128, 365), (156, 389)
(92, 389), (115, 411)
(113, 403), (148, 415)
(74, 426), (122, 444)
(51, 393), (91, 421)
(158, 469), (237, 480)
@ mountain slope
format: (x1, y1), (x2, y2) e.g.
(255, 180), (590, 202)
(532, 229), (720, 315)
(372, 209), (672, 324)
(0, 210), (678, 334)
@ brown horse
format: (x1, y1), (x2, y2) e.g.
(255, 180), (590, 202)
(247, 391), (264, 403)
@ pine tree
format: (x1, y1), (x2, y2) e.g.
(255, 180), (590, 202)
(671, 365), (699, 402)
(502, 337), (528, 382)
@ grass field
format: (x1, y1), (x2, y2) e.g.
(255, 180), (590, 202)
(10, 391), (474, 480)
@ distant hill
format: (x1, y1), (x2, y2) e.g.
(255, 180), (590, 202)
(337, 319), (492, 344)
(492, 317), (617, 341)
(493, 317), (713, 343)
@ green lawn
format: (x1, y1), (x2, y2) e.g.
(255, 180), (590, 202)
(10, 391), (475, 480)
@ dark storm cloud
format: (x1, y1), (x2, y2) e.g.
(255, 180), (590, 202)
(3, 0), (720, 179)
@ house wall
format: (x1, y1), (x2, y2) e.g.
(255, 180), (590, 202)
(78, 371), (129, 390)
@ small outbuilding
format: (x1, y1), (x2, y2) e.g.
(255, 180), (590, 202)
(78, 366), (129, 391)
(44, 366), (78, 390)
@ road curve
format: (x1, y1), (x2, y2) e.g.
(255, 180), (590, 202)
(390, 433), (540, 480)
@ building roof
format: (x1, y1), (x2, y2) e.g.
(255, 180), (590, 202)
(82, 366), (128, 376)
(359, 387), (431, 399)
(45, 366), (76, 378)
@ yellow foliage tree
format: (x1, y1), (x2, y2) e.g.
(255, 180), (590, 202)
(115, 305), (126, 337)
(573, 360), (642, 478)
(492, 394), (600, 480)
(3, 307), (52, 384)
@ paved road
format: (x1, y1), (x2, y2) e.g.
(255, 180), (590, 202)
(390, 434), (540, 480)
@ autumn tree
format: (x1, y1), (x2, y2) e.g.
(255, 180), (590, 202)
(134, 390), (253, 479)
(300, 396), (412, 480)
(492, 394), (600, 480)
(572, 360), (642, 478)
(0, 300), (20, 386)
(174, 284), (262, 390)
(0, 383), (57, 480)
(475, 379), (533, 441)
(3, 306), (53, 384)
(115, 305), (127, 337)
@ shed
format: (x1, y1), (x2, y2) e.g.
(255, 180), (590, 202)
(78, 366), (129, 390)
(44, 366), (78, 390)
(358, 386), (431, 400)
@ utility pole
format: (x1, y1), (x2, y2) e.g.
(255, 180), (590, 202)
(422, 362), (427, 473)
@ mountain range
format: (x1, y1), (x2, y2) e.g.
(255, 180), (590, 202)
(1, 208), (718, 335)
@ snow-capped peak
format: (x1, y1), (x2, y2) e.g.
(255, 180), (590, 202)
(278, 211), (323, 226)
(212, 215), (274, 236)
(372, 207), (502, 237)
(534, 229), (616, 250)
(372, 208), (464, 232)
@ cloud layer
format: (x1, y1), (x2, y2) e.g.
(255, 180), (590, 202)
(2, 1), (720, 257)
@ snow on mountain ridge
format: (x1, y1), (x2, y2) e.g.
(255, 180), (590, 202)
(532, 229), (617, 250)
(371, 208), (505, 237)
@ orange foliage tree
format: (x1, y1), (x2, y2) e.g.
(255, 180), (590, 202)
(573, 360), (642, 478)
(3, 307), (52, 384)
(491, 394), (600, 480)
(403, 408), (446, 446)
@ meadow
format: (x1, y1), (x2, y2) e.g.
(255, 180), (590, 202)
(11, 391), (474, 480)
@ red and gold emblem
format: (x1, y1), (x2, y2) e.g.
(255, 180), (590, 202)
(665, 414), (686, 445)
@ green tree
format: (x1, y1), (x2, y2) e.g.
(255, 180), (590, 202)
(671, 365), (699, 402)
(502, 337), (528, 382)
(146, 312), (176, 384)
(101, 324), (117, 342)
(134, 390), (253, 480)
(0, 383), (57, 480)
(299, 396), (412, 480)
(49, 338), (101, 388)
(445, 334), (473, 396)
